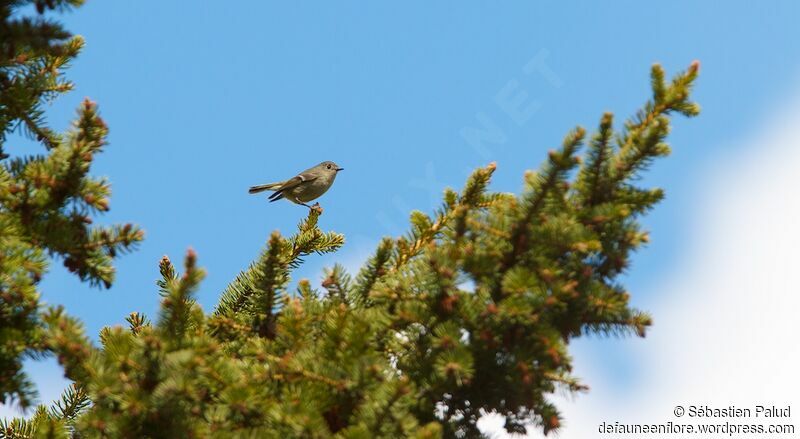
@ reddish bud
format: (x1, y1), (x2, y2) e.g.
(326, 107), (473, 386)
(546, 347), (561, 365)
(443, 362), (461, 376)
(539, 268), (555, 283)
(561, 280), (578, 295)
(440, 294), (458, 313)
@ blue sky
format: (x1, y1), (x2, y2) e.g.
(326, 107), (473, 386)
(5, 0), (800, 421)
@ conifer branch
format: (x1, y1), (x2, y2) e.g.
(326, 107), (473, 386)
(264, 353), (350, 390)
(576, 112), (614, 206)
(157, 250), (204, 344)
(492, 127), (585, 300)
(126, 312), (151, 335)
(214, 209), (344, 329)
(47, 383), (89, 425)
(251, 232), (289, 338)
(1, 59), (700, 438)
(610, 62), (700, 184)
(393, 162), (500, 272)
(321, 264), (351, 301)
(41, 305), (94, 384)
(352, 237), (393, 304)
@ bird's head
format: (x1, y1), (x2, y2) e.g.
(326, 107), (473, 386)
(319, 161), (344, 174)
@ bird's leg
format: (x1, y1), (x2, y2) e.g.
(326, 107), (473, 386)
(300, 202), (323, 214)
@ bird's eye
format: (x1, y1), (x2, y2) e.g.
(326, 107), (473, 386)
(326, 164), (332, 169)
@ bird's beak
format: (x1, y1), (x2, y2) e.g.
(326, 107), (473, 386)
(336, 167), (344, 171)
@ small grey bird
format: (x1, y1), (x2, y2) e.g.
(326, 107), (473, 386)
(248, 161), (343, 209)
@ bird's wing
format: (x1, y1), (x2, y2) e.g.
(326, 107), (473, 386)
(279, 173), (317, 191)
(267, 173), (317, 200)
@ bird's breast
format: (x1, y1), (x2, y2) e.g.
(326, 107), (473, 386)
(292, 175), (335, 202)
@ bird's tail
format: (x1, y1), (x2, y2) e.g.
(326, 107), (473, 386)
(248, 182), (281, 194)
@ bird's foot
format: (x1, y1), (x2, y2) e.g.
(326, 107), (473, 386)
(309, 202), (323, 214)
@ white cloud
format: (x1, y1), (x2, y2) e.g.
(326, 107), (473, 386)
(482, 85), (800, 437)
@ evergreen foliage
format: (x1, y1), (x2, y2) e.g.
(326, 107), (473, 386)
(0, 3), (701, 437)
(1, 0), (142, 413)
